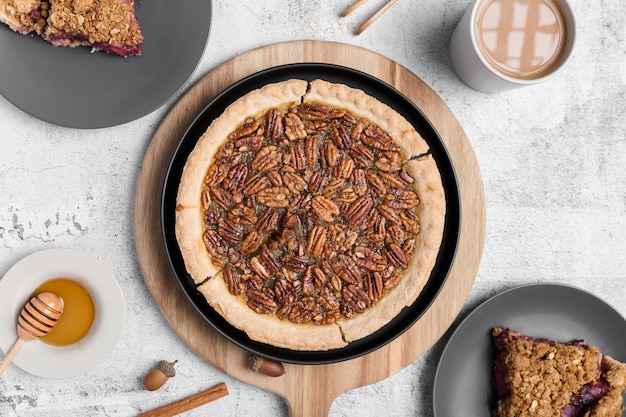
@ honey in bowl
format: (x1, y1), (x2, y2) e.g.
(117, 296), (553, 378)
(32, 278), (95, 346)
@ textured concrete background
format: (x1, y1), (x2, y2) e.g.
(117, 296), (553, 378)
(1, 0), (625, 416)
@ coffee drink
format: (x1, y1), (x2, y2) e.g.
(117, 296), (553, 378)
(474, 0), (569, 80)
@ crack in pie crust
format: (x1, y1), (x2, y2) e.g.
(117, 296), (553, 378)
(492, 328), (626, 417)
(175, 79), (446, 351)
(0, 0), (143, 57)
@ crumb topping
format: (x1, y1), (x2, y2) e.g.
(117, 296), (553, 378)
(491, 328), (626, 417)
(45, 0), (143, 46)
(1, 0), (45, 33)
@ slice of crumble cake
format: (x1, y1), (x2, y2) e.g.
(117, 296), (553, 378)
(492, 327), (626, 417)
(0, 0), (143, 57)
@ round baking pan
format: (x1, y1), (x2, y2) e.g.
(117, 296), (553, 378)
(161, 63), (461, 364)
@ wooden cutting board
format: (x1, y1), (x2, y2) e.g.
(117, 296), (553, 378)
(134, 40), (485, 417)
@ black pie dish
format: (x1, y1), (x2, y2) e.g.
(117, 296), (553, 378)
(161, 63), (461, 364)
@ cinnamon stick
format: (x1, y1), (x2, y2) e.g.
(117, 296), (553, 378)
(137, 382), (229, 417)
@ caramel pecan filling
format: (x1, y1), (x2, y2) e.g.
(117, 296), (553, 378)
(201, 102), (421, 325)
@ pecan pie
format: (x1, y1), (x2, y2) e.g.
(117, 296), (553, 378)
(0, 0), (143, 57)
(175, 79), (446, 351)
(492, 327), (626, 417)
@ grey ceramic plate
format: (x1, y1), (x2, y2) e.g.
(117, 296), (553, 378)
(0, 0), (211, 128)
(433, 283), (626, 417)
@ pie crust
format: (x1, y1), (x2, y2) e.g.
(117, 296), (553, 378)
(175, 79), (446, 351)
(492, 327), (626, 417)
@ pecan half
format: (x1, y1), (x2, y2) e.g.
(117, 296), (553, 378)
(311, 195), (340, 222)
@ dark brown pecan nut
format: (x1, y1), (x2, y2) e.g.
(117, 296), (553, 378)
(312, 266), (327, 287)
(283, 172), (307, 194)
(251, 146), (282, 172)
(240, 231), (264, 255)
(274, 278), (297, 306)
(204, 163), (229, 187)
(376, 204), (402, 225)
(250, 256), (270, 279)
(386, 223), (406, 244)
(305, 120), (331, 134)
(332, 254), (362, 285)
(266, 170), (283, 186)
(365, 271), (383, 302)
(297, 104), (330, 120)
(365, 172), (387, 197)
(384, 270), (402, 289)
(217, 219), (243, 243)
(304, 135), (320, 169)
(379, 172), (408, 189)
(247, 288), (277, 314)
(318, 287), (340, 311)
(228, 203), (257, 225)
(361, 125), (394, 150)
(375, 151), (402, 172)
(257, 186), (290, 208)
(287, 193), (311, 214)
(282, 255), (309, 273)
(306, 226), (327, 258)
(234, 135), (263, 152)
(308, 171), (325, 195)
(351, 119), (367, 140)
(402, 238), (416, 254)
(289, 141), (307, 170)
(342, 284), (371, 314)
(322, 141), (338, 168)
(323, 178), (344, 197)
(264, 108), (283, 139)
(210, 187), (232, 211)
(302, 266), (316, 295)
(228, 247), (250, 273)
(255, 208), (280, 234)
(281, 213), (300, 235)
(284, 113), (307, 141)
(387, 190), (420, 209)
(399, 211), (420, 234)
(383, 243), (408, 269)
(243, 173), (270, 195)
(333, 157), (355, 179)
(260, 248), (281, 273)
(343, 195), (373, 227)
(350, 143), (374, 167)
(354, 246), (387, 272)
(311, 195), (340, 223)
(223, 266), (241, 295)
(228, 117), (260, 139)
(330, 122), (352, 149)
(351, 168), (368, 196)
(203, 229), (229, 260)
(288, 297), (320, 323)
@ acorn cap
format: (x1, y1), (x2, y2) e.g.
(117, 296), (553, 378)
(157, 360), (177, 377)
(248, 355), (263, 372)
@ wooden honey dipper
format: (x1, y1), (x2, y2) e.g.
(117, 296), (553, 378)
(0, 292), (64, 376)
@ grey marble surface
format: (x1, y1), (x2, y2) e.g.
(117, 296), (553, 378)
(1, 0), (625, 416)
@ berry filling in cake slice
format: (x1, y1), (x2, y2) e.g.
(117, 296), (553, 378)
(491, 328), (626, 417)
(0, 0), (47, 34)
(1, 0), (143, 57)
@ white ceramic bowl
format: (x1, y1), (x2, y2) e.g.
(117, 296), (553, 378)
(0, 248), (124, 378)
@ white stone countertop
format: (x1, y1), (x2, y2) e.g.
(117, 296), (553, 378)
(1, 0), (625, 416)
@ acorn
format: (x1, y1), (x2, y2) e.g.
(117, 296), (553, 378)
(248, 355), (285, 377)
(143, 360), (178, 391)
